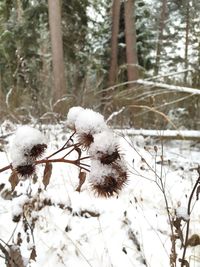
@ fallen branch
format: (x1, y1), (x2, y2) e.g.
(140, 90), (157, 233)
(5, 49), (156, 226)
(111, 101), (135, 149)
(136, 79), (200, 95)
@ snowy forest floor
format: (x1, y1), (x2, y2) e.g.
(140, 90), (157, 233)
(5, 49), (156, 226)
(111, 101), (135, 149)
(0, 122), (200, 267)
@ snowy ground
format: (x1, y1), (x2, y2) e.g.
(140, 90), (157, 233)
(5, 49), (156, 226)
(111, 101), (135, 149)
(0, 122), (200, 267)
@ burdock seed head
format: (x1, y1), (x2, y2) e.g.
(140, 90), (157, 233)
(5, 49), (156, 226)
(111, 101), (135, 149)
(16, 164), (35, 178)
(77, 132), (94, 149)
(91, 175), (119, 197)
(99, 149), (120, 165)
(90, 160), (128, 197)
(30, 144), (47, 159)
(10, 126), (47, 169)
(89, 130), (121, 164)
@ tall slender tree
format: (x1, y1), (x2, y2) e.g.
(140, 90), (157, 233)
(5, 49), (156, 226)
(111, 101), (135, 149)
(153, 0), (167, 76)
(48, 0), (66, 105)
(184, 0), (190, 83)
(124, 0), (139, 85)
(108, 0), (121, 87)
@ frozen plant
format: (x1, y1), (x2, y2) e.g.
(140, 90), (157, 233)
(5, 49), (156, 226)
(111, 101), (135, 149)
(0, 107), (128, 265)
(66, 107), (127, 195)
(10, 126), (47, 177)
(88, 130), (127, 196)
(67, 107), (108, 148)
(1, 107), (127, 195)
(89, 159), (127, 197)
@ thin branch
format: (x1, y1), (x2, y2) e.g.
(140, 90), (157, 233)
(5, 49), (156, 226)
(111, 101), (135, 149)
(46, 131), (76, 159)
(62, 143), (81, 159)
(129, 104), (178, 131)
(180, 166), (200, 266)
(6, 224), (19, 245)
(0, 164), (12, 173)
(145, 69), (193, 81)
(0, 242), (9, 262)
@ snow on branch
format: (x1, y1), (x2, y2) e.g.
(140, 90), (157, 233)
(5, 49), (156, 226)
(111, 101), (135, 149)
(136, 79), (200, 95)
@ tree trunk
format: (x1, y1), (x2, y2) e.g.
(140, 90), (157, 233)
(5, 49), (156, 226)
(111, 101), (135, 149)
(154, 0), (167, 76)
(16, 0), (22, 21)
(48, 0), (66, 105)
(124, 0), (139, 85)
(184, 1), (190, 84)
(108, 0), (121, 87)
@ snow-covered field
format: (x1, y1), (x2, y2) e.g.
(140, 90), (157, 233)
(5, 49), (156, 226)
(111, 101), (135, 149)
(0, 120), (200, 267)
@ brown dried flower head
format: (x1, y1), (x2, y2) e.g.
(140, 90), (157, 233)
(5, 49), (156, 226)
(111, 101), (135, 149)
(30, 143), (47, 159)
(16, 164), (35, 178)
(92, 175), (119, 197)
(100, 149), (120, 165)
(112, 161), (128, 188)
(77, 133), (94, 149)
(91, 162), (128, 197)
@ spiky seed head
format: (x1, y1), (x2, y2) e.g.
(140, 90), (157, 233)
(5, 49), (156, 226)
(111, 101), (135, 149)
(111, 161), (128, 187)
(91, 162), (128, 197)
(16, 164), (35, 178)
(92, 175), (119, 197)
(77, 133), (94, 148)
(100, 149), (120, 165)
(30, 144), (47, 159)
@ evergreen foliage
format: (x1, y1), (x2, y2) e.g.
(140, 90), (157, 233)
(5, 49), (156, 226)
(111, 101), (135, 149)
(0, 0), (199, 127)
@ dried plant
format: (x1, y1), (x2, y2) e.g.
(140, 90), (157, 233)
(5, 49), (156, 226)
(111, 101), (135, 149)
(0, 107), (128, 265)
(0, 107), (128, 197)
(179, 166), (200, 267)
(124, 133), (200, 267)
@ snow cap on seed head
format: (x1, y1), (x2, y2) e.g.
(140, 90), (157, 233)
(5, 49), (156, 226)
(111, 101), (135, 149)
(75, 108), (107, 135)
(67, 106), (107, 134)
(67, 107), (108, 148)
(89, 130), (121, 164)
(10, 126), (47, 176)
(66, 106), (84, 130)
(89, 130), (119, 156)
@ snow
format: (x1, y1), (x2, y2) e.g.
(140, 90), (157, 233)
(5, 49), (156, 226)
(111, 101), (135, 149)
(10, 126), (46, 167)
(106, 107), (125, 123)
(136, 79), (200, 95)
(74, 108), (108, 135)
(0, 124), (200, 267)
(66, 106), (84, 130)
(89, 130), (118, 156)
(176, 206), (190, 221)
(67, 107), (108, 135)
(89, 159), (115, 184)
(12, 194), (29, 217)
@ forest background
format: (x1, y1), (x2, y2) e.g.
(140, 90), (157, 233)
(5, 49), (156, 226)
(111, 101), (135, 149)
(0, 0), (199, 130)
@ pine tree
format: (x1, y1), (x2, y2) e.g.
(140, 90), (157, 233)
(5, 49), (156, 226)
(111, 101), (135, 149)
(0, 0), (49, 117)
(135, 0), (155, 72)
(62, 0), (89, 101)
